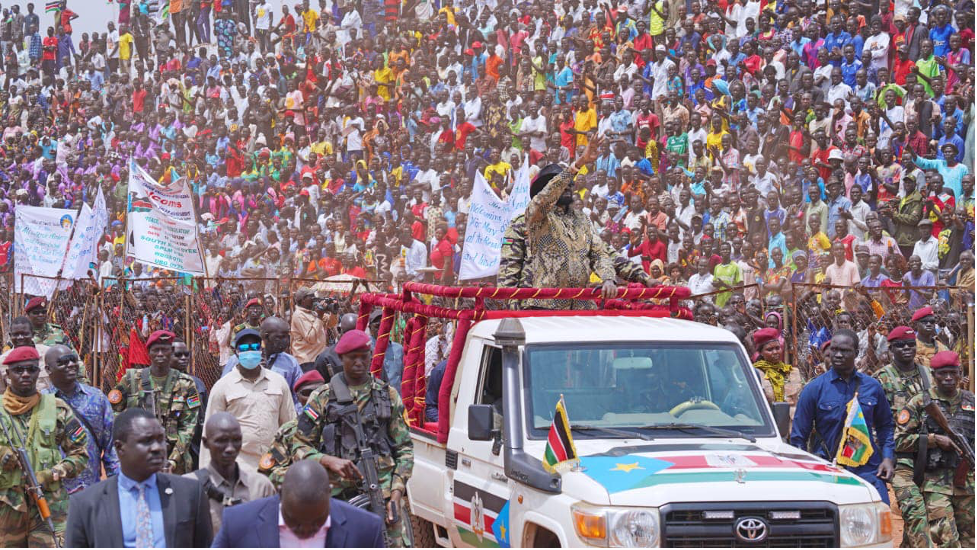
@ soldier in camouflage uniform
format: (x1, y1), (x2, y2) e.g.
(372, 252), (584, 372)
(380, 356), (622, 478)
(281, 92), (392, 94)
(912, 306), (949, 367)
(286, 330), (413, 547)
(230, 298), (265, 346)
(872, 326), (934, 547)
(895, 351), (975, 547)
(511, 137), (618, 309)
(25, 297), (71, 349)
(0, 346), (89, 547)
(500, 213), (658, 309)
(258, 418), (298, 489)
(108, 330), (201, 475)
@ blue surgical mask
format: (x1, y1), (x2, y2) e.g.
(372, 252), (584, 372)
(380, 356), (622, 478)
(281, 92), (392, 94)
(239, 350), (262, 370)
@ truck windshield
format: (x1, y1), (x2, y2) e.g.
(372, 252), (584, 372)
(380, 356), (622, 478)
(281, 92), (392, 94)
(524, 343), (770, 437)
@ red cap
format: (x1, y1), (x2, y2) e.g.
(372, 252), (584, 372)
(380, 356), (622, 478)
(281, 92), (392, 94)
(472, 41), (483, 48)
(24, 296), (47, 313)
(464, 48), (474, 55)
(930, 351), (960, 369)
(752, 328), (780, 349)
(245, 298), (262, 309)
(146, 330), (176, 349)
(911, 306), (934, 322)
(300, 189), (310, 197)
(3, 346), (40, 365)
(887, 326), (916, 342)
(334, 329), (372, 355)
(293, 369), (325, 392)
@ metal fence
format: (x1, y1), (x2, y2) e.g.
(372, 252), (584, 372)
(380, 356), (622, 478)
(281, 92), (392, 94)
(3, 274), (972, 393)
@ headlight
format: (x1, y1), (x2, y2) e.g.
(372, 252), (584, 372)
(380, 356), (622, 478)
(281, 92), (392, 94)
(609, 509), (659, 547)
(572, 505), (660, 547)
(839, 502), (891, 547)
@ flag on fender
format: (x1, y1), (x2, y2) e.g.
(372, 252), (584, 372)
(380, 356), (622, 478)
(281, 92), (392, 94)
(543, 395), (579, 473)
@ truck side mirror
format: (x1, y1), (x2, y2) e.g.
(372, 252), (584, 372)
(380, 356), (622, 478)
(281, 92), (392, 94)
(468, 404), (495, 441)
(772, 402), (790, 438)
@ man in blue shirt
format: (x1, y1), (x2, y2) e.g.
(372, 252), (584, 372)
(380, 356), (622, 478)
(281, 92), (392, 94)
(43, 345), (120, 493)
(790, 329), (895, 503)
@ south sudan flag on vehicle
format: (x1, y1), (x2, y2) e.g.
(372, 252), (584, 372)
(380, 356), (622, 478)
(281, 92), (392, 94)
(835, 392), (874, 467)
(543, 395), (578, 473)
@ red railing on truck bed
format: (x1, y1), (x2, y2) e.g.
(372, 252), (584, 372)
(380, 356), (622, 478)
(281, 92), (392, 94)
(356, 282), (694, 443)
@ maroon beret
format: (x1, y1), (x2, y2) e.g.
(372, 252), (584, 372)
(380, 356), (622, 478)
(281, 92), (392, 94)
(752, 328), (780, 350)
(911, 306), (934, 322)
(334, 330), (372, 355)
(3, 346), (40, 365)
(146, 330), (176, 349)
(930, 351), (960, 369)
(887, 326), (916, 342)
(24, 297), (47, 313)
(293, 369), (325, 392)
(245, 298), (262, 309)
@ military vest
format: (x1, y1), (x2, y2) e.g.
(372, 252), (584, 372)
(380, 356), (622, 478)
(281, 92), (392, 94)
(925, 392), (976, 471)
(319, 374), (393, 462)
(0, 395), (63, 501)
(125, 368), (186, 446)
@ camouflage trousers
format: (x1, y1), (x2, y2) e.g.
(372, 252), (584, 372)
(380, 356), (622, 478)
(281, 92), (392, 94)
(924, 491), (975, 548)
(892, 467), (933, 547)
(0, 502), (66, 548)
(385, 515), (407, 548)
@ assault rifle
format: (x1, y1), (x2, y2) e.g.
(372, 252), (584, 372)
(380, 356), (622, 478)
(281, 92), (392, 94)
(0, 416), (61, 548)
(347, 403), (414, 548)
(924, 396), (975, 488)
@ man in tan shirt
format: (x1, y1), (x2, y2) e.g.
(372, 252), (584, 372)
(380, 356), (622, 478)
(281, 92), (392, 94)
(204, 330), (297, 470)
(289, 288), (329, 368)
(186, 412), (276, 533)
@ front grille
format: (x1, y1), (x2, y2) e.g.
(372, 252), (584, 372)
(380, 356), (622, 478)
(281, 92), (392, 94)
(661, 502), (838, 547)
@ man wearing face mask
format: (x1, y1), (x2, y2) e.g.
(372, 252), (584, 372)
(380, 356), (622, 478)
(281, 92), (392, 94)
(205, 330), (297, 471)
(221, 317), (303, 412)
(109, 330), (202, 475)
(507, 136), (618, 310)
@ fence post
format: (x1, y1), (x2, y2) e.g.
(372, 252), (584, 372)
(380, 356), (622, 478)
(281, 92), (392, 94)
(969, 302), (975, 393)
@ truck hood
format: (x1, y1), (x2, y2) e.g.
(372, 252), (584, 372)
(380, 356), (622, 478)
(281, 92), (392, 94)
(528, 439), (880, 507)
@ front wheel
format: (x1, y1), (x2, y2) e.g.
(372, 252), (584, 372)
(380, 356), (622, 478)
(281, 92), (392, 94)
(406, 499), (439, 548)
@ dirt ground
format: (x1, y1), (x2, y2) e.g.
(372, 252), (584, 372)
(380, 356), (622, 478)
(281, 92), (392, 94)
(889, 488), (906, 547)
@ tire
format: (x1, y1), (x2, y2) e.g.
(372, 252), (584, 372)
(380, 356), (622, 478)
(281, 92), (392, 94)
(406, 499), (439, 548)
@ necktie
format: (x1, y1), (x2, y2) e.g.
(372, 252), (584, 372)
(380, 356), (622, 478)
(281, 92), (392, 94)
(135, 484), (154, 548)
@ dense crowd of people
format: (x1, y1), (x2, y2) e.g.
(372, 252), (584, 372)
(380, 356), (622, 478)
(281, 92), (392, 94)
(0, 0), (974, 548)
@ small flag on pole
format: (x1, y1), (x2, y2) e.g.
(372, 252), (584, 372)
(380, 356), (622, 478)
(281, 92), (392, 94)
(542, 395), (579, 473)
(45, 1), (64, 13)
(834, 392), (875, 467)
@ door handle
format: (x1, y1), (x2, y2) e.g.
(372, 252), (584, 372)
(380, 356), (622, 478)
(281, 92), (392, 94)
(461, 457), (472, 468)
(491, 472), (508, 482)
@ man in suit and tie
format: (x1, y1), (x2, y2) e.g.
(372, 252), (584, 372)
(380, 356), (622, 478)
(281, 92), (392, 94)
(212, 459), (385, 548)
(65, 408), (213, 548)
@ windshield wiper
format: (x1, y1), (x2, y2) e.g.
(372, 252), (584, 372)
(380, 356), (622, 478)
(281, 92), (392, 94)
(571, 425), (654, 441)
(637, 423), (756, 443)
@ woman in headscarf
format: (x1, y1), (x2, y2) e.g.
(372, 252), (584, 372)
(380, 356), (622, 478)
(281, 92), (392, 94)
(752, 327), (794, 403)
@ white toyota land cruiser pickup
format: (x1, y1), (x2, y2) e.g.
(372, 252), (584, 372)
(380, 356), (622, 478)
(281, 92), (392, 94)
(406, 316), (893, 548)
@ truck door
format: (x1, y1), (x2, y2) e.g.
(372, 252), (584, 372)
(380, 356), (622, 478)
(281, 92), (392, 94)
(446, 344), (512, 548)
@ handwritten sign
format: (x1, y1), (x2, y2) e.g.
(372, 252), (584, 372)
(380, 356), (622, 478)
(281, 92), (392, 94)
(458, 160), (531, 280)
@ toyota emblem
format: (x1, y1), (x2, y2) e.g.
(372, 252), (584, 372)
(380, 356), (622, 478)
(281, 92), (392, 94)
(734, 517), (768, 543)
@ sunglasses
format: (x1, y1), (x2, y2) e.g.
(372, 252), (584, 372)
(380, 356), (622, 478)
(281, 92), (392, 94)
(236, 342), (261, 352)
(57, 355), (79, 366)
(890, 341), (916, 349)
